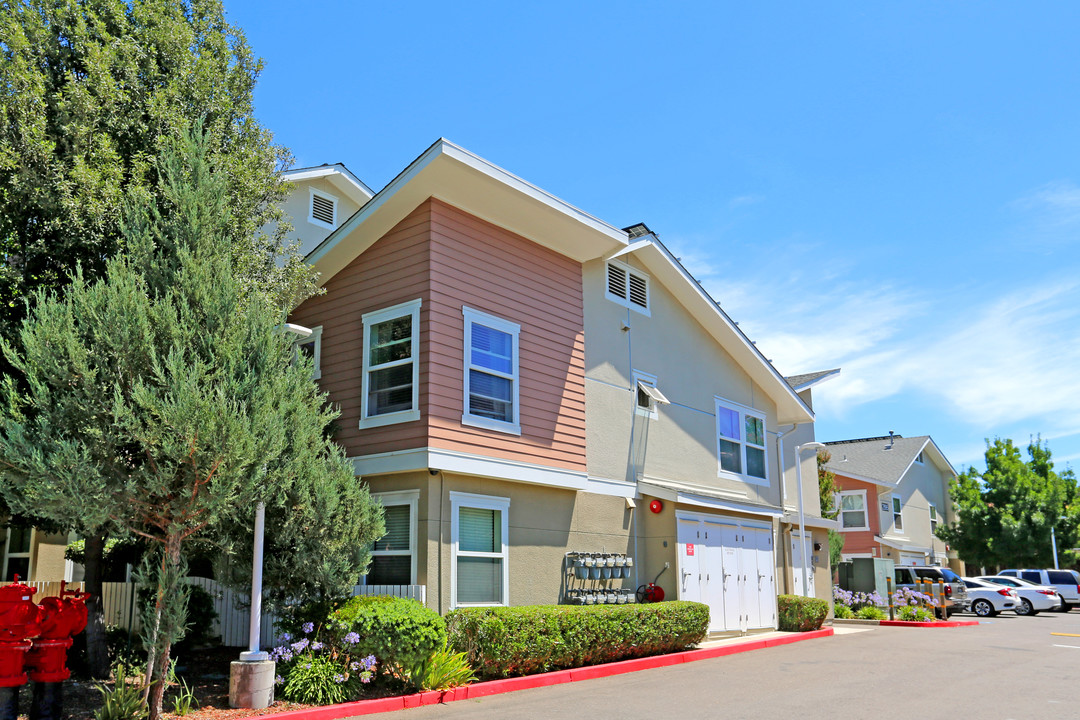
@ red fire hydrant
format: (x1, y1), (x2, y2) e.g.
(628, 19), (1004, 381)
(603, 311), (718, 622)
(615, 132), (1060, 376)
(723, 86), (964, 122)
(0, 576), (41, 720)
(25, 582), (90, 720)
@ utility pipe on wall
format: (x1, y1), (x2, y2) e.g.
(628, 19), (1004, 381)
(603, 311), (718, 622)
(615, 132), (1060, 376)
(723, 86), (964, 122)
(794, 441), (826, 598)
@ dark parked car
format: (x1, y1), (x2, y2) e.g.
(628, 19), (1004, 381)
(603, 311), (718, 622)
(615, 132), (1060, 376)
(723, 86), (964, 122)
(893, 566), (970, 616)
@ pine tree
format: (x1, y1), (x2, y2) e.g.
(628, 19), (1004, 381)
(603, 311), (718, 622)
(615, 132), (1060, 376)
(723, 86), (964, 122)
(0, 132), (383, 719)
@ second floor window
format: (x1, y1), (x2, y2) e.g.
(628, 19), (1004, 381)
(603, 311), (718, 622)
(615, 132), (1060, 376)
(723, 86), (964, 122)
(462, 307), (520, 435)
(360, 299), (421, 428)
(714, 398), (768, 484)
(892, 494), (904, 532)
(839, 491), (868, 530)
(929, 503), (938, 534)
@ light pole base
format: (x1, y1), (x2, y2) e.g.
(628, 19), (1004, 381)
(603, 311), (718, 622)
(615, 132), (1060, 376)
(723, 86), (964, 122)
(229, 660), (275, 709)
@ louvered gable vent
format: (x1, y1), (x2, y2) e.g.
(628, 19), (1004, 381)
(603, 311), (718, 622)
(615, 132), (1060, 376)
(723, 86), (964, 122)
(628, 272), (648, 309)
(311, 192), (335, 226)
(606, 262), (649, 313)
(607, 263), (627, 299)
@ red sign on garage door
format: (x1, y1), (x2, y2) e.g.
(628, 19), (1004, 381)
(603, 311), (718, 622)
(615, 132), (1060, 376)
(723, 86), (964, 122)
(686, 543), (695, 556)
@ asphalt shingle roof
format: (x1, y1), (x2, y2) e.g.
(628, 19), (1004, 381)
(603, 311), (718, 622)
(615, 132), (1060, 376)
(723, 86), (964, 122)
(784, 369), (840, 391)
(823, 435), (930, 484)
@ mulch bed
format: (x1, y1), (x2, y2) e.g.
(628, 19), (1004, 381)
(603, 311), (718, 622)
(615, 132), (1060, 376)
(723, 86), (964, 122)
(16, 647), (336, 719)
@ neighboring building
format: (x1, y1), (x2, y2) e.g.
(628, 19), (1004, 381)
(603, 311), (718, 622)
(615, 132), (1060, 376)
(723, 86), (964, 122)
(825, 433), (963, 574)
(282, 139), (837, 635)
(0, 527), (73, 583)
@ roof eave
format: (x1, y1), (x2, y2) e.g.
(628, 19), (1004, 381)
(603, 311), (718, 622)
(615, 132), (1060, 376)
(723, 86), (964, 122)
(629, 241), (815, 425)
(306, 139), (628, 285)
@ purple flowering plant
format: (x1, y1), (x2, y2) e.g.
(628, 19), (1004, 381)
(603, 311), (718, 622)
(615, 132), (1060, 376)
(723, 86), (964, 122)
(832, 586), (886, 610)
(270, 621), (377, 705)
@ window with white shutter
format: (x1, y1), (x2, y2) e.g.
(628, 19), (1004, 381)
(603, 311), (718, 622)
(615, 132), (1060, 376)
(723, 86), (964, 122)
(605, 260), (650, 315)
(360, 299), (422, 428)
(451, 492), (509, 608)
(462, 307), (520, 435)
(365, 491), (418, 586)
(714, 397), (768, 485)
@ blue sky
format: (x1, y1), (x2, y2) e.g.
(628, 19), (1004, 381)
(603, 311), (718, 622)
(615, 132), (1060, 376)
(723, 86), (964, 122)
(226, 1), (1080, 473)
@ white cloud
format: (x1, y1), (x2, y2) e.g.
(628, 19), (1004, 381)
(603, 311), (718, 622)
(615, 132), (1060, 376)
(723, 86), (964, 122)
(670, 236), (1080, 439)
(1014, 180), (1080, 228)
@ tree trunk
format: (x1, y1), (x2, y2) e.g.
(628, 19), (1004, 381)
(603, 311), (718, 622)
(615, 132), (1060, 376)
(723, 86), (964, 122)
(82, 533), (110, 680)
(146, 536), (183, 720)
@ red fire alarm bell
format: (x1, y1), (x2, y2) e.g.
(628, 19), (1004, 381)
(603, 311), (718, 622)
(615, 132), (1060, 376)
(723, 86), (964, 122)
(649, 499), (663, 513)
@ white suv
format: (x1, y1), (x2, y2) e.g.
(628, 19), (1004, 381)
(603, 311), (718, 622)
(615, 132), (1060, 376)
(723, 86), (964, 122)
(998, 569), (1080, 612)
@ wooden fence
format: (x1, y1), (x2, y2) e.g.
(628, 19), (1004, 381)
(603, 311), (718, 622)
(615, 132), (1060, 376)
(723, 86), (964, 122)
(1, 580), (426, 649)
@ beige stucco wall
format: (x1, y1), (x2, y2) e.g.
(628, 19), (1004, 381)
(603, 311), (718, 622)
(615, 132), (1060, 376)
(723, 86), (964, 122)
(582, 257), (781, 507)
(273, 177), (365, 258)
(878, 453), (952, 564)
(366, 472), (635, 614)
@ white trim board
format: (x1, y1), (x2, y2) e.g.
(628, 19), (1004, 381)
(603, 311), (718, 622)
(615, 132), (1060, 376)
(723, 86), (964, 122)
(349, 447), (635, 498)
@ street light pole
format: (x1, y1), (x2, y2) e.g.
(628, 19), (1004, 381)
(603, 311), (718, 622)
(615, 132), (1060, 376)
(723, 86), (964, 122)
(794, 442), (826, 598)
(1052, 525), (1059, 570)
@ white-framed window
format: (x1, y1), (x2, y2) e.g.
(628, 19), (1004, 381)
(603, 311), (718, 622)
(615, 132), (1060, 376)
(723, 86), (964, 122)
(462, 307), (520, 435)
(838, 490), (869, 531)
(360, 299), (421, 428)
(365, 490), (419, 586)
(2, 526), (33, 582)
(308, 188), (338, 229)
(294, 325), (323, 380)
(914, 451), (925, 464)
(891, 494), (904, 532)
(605, 260), (650, 315)
(929, 503), (938, 534)
(450, 491), (510, 609)
(633, 370), (669, 420)
(714, 398), (768, 485)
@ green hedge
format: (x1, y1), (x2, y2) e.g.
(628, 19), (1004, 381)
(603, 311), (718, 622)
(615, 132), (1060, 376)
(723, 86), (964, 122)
(446, 601), (709, 679)
(330, 596), (447, 672)
(777, 594), (828, 631)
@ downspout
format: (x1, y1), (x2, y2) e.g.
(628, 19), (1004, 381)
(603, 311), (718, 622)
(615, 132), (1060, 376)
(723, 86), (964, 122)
(775, 425), (795, 595)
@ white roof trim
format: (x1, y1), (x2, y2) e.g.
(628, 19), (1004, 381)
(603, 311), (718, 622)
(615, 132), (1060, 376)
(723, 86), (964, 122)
(788, 369), (841, 392)
(782, 513), (839, 530)
(628, 240), (814, 425)
(605, 238), (653, 261)
(306, 139), (628, 282)
(640, 480), (784, 519)
(876, 536), (932, 553)
(283, 164), (375, 201)
(830, 468), (898, 488)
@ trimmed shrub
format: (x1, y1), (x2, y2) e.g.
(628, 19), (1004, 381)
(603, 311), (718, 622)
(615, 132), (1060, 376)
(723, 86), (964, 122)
(854, 605), (887, 620)
(777, 595), (828, 631)
(446, 601), (709, 679)
(330, 596), (446, 673)
(833, 603), (855, 619)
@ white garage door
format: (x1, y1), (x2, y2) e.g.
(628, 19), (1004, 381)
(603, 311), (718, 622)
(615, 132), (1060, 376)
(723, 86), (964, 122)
(677, 513), (776, 633)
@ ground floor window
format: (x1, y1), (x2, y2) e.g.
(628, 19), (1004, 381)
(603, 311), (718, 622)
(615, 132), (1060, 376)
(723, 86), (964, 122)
(3, 526), (33, 582)
(365, 490), (418, 585)
(450, 491), (509, 608)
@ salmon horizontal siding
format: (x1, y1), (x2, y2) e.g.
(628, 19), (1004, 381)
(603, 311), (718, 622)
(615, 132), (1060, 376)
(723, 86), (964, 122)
(289, 201), (433, 459)
(425, 200), (586, 473)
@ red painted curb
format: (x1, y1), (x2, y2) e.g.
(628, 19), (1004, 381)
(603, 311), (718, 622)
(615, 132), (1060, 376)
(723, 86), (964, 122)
(879, 619), (980, 628)
(267, 627), (835, 719)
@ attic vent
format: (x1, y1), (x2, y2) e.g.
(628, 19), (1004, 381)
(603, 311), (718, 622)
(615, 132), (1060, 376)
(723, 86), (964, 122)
(605, 261), (650, 314)
(310, 190), (336, 227)
(628, 273), (648, 309)
(607, 263), (627, 299)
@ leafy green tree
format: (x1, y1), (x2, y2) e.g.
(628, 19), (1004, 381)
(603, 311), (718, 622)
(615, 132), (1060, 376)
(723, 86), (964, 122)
(0, 0), (316, 323)
(817, 449), (845, 568)
(0, 0), (318, 678)
(0, 133), (383, 720)
(939, 438), (1080, 570)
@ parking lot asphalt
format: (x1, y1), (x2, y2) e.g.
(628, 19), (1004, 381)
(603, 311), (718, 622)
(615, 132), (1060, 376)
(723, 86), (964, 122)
(361, 610), (1080, 720)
